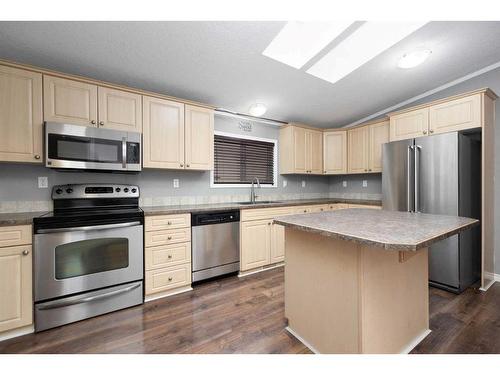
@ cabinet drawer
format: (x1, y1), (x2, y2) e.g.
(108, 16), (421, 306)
(0, 225), (32, 248)
(145, 263), (191, 295)
(241, 207), (295, 222)
(145, 214), (190, 231)
(308, 204), (329, 213)
(145, 227), (191, 247)
(329, 203), (348, 210)
(145, 242), (191, 271)
(293, 206), (313, 214)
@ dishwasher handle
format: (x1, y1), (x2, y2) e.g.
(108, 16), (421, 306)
(191, 210), (240, 226)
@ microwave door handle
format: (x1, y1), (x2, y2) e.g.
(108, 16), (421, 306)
(122, 137), (127, 169)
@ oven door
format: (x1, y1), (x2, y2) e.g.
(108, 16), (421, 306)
(45, 122), (141, 171)
(34, 222), (143, 302)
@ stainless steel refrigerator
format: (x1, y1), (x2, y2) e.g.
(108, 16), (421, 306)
(382, 131), (481, 293)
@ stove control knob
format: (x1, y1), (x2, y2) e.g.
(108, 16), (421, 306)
(131, 188), (137, 193)
(66, 188), (73, 194)
(124, 188), (129, 193)
(115, 187), (121, 192)
(55, 188), (63, 194)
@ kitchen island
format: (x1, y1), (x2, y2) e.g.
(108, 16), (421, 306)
(274, 209), (478, 354)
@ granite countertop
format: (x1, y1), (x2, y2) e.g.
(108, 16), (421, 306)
(142, 198), (381, 216)
(0, 211), (48, 227)
(274, 208), (479, 251)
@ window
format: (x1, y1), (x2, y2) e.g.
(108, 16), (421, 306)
(212, 132), (277, 187)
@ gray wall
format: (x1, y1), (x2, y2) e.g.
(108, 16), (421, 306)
(0, 114), (330, 210)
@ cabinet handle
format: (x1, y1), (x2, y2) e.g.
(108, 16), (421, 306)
(91, 120), (96, 125)
(167, 221), (172, 225)
(34, 155), (41, 160)
(369, 169), (372, 172)
(429, 130), (434, 134)
(364, 169), (368, 172)
(320, 208), (324, 211)
(22, 249), (30, 256)
(167, 236), (172, 240)
(423, 130), (428, 135)
(168, 277), (173, 282)
(303, 210), (307, 213)
(268, 222), (271, 225)
(180, 164), (184, 167)
(99, 121), (104, 126)
(167, 254), (172, 259)
(324, 170), (327, 173)
(186, 164), (190, 168)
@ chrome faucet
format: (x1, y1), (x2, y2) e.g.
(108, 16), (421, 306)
(250, 177), (261, 203)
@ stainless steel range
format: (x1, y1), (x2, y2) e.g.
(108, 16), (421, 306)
(33, 184), (144, 332)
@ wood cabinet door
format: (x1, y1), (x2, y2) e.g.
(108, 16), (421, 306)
(307, 130), (323, 174)
(185, 105), (214, 170)
(323, 131), (347, 174)
(292, 126), (307, 173)
(0, 245), (32, 333)
(389, 108), (429, 141)
(240, 220), (271, 271)
(0, 65), (43, 163)
(429, 94), (481, 135)
(143, 96), (185, 169)
(347, 126), (369, 174)
(43, 75), (98, 127)
(98, 87), (142, 132)
(270, 223), (285, 264)
(368, 121), (389, 173)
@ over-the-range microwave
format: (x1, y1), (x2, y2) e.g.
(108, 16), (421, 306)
(45, 122), (141, 172)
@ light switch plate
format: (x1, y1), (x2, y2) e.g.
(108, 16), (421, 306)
(173, 179), (179, 188)
(38, 176), (48, 188)
(283, 179), (287, 188)
(342, 181), (347, 188)
(362, 180), (368, 188)
(301, 180), (306, 188)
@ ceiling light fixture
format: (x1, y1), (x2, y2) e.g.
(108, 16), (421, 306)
(307, 21), (428, 84)
(397, 49), (432, 69)
(248, 103), (267, 117)
(262, 21), (354, 69)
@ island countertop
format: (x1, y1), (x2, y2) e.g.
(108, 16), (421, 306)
(274, 208), (479, 251)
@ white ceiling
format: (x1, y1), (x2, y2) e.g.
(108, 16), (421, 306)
(1, 21), (500, 128)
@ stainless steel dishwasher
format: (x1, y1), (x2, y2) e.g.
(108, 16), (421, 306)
(191, 210), (240, 282)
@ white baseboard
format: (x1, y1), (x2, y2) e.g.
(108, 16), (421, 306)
(238, 263), (284, 278)
(399, 329), (432, 354)
(480, 272), (500, 291)
(285, 326), (320, 354)
(0, 324), (34, 342)
(144, 286), (193, 302)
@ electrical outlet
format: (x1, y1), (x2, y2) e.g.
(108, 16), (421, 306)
(301, 180), (306, 188)
(362, 180), (368, 188)
(282, 179), (287, 188)
(173, 179), (179, 188)
(38, 176), (48, 188)
(342, 181), (347, 188)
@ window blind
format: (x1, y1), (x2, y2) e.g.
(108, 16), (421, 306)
(214, 134), (275, 185)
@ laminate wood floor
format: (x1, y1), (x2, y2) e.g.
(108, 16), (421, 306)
(1, 267), (499, 354)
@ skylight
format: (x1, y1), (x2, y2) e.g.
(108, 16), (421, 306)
(307, 21), (428, 84)
(262, 21), (353, 69)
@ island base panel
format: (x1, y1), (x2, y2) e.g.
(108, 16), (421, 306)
(284, 228), (429, 354)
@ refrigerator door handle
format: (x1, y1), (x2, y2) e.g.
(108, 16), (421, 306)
(415, 145), (422, 213)
(407, 145), (414, 212)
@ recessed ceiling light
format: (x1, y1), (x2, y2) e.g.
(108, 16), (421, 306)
(262, 21), (353, 69)
(307, 21), (428, 84)
(249, 103), (267, 117)
(397, 49), (432, 69)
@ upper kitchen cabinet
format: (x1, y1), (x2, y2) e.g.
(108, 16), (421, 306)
(389, 107), (429, 141)
(44, 75), (98, 127)
(143, 96), (185, 169)
(184, 105), (214, 171)
(368, 120), (389, 173)
(98, 87), (142, 132)
(429, 93), (481, 135)
(279, 124), (323, 174)
(347, 126), (369, 173)
(0, 65), (43, 163)
(323, 130), (347, 175)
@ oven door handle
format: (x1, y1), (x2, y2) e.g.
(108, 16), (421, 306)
(37, 282), (142, 310)
(36, 221), (142, 234)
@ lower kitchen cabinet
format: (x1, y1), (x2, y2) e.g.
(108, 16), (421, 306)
(240, 219), (272, 271)
(270, 223), (285, 264)
(145, 263), (191, 295)
(0, 244), (32, 333)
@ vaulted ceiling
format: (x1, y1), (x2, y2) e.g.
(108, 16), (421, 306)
(1, 21), (499, 127)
